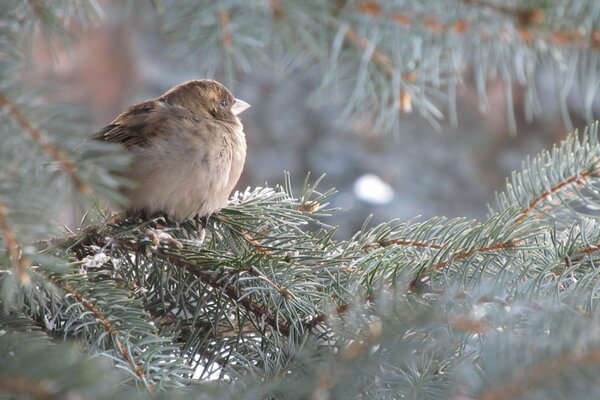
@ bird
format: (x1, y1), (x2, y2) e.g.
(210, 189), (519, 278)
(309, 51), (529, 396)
(93, 79), (250, 221)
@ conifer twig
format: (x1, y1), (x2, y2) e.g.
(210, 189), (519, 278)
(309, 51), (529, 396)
(65, 286), (153, 391)
(357, 0), (600, 49)
(431, 239), (522, 273)
(153, 249), (291, 336)
(0, 93), (91, 194)
(515, 166), (600, 223)
(363, 239), (444, 251)
(343, 27), (416, 113)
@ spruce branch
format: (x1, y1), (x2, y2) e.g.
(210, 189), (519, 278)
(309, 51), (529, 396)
(0, 93), (90, 194)
(8, 130), (600, 395)
(496, 123), (600, 226)
(0, 331), (146, 400)
(45, 179), (350, 379)
(144, 245), (291, 336)
(17, 253), (194, 389)
(6, 1), (600, 397)
(161, 0), (600, 132)
(66, 285), (153, 390)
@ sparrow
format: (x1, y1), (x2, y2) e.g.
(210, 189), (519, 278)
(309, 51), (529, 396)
(93, 79), (250, 221)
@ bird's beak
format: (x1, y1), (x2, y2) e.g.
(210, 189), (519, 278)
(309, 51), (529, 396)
(232, 99), (251, 115)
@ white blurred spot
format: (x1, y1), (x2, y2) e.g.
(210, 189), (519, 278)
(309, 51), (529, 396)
(353, 174), (394, 205)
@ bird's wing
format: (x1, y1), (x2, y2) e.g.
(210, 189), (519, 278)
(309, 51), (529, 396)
(92, 100), (196, 148)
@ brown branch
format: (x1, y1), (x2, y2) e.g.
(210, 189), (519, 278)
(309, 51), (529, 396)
(305, 303), (349, 331)
(0, 93), (90, 194)
(561, 241), (600, 266)
(344, 26), (394, 75)
(423, 239), (522, 278)
(479, 347), (600, 400)
(305, 296), (378, 331)
(460, 0), (544, 27)
(37, 235), (153, 388)
(65, 286), (152, 391)
(0, 195), (30, 283)
(154, 249), (290, 336)
(582, 243), (600, 255)
(343, 14), (421, 79)
(0, 376), (55, 400)
(358, 1), (600, 50)
(217, 9), (233, 51)
(358, 1), (382, 17)
(363, 239), (445, 251)
(241, 231), (274, 256)
(364, 235), (512, 273)
(343, 27), (417, 113)
(390, 11), (413, 27)
(71, 223), (290, 335)
(298, 200), (320, 213)
(270, 0), (283, 21)
(515, 167), (600, 223)
(358, 2), (470, 33)
(386, 165), (600, 283)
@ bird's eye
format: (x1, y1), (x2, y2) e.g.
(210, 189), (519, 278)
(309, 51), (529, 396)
(220, 99), (228, 107)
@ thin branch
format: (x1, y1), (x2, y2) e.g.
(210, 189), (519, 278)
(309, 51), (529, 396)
(343, 25), (418, 113)
(0, 93), (91, 194)
(60, 284), (153, 391)
(357, 1), (381, 17)
(363, 234), (521, 284)
(357, 1), (600, 49)
(460, 0), (544, 27)
(357, 2), (470, 33)
(420, 239), (522, 279)
(217, 8), (232, 51)
(363, 239), (445, 251)
(0, 195), (30, 283)
(344, 25), (420, 82)
(515, 167), (600, 223)
(62, 223), (292, 335)
(298, 200), (320, 213)
(582, 243), (600, 255)
(241, 231), (274, 256)
(344, 26), (393, 75)
(306, 299), (367, 332)
(270, 0), (283, 21)
(152, 248), (291, 336)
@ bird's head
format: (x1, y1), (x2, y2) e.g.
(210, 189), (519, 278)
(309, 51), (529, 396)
(161, 79), (250, 124)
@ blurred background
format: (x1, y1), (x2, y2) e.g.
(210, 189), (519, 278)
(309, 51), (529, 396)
(31, 0), (598, 237)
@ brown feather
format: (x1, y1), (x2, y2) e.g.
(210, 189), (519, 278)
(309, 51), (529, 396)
(92, 100), (201, 148)
(91, 79), (248, 221)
